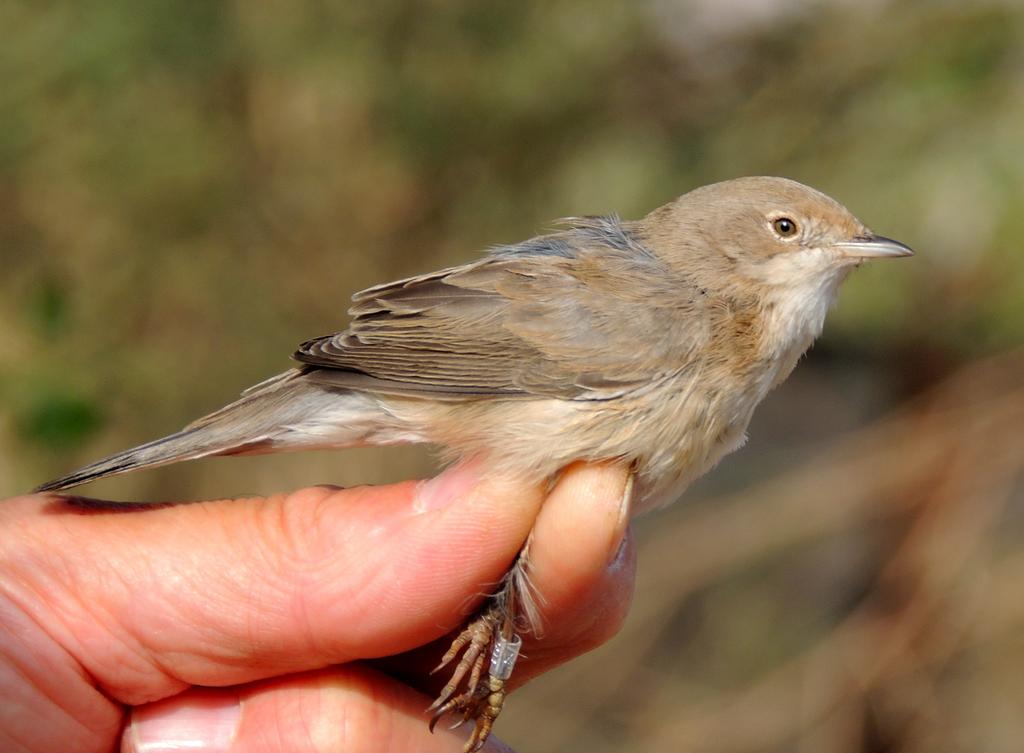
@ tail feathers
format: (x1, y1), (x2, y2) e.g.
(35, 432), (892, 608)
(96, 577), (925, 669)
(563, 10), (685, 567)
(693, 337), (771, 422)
(33, 370), (392, 494)
(33, 427), (266, 493)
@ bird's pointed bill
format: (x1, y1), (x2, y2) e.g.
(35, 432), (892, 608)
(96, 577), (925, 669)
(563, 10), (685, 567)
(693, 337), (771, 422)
(833, 235), (914, 259)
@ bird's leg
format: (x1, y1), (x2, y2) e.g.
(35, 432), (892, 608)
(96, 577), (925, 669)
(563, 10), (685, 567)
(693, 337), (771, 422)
(428, 538), (536, 753)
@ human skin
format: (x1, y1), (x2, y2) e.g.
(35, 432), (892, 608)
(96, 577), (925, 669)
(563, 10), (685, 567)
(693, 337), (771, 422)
(0, 462), (634, 753)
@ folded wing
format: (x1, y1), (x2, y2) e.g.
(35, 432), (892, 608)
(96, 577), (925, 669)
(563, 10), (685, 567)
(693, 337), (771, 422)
(294, 225), (710, 401)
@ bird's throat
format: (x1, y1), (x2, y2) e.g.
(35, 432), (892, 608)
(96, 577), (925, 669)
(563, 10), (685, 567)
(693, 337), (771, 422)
(757, 271), (845, 386)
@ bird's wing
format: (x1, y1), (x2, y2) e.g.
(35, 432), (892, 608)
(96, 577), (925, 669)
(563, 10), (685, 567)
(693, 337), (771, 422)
(294, 239), (710, 401)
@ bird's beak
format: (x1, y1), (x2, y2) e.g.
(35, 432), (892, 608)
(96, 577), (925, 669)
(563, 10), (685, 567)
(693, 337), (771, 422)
(832, 234), (915, 259)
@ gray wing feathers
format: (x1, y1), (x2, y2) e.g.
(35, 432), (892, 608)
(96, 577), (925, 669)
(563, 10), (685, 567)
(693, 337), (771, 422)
(294, 223), (710, 400)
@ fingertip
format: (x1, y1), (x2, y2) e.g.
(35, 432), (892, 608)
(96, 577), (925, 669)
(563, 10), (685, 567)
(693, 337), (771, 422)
(414, 459), (485, 513)
(126, 689), (241, 753)
(535, 461), (632, 579)
(509, 462), (636, 678)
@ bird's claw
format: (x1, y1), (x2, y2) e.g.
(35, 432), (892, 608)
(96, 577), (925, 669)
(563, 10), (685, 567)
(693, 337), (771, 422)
(428, 606), (522, 752)
(429, 675), (505, 752)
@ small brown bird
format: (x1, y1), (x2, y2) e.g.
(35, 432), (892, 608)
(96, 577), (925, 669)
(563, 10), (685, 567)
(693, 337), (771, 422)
(37, 176), (913, 750)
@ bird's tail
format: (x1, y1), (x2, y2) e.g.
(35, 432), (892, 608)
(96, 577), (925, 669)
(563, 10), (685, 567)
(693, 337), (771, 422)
(34, 370), (370, 493)
(33, 425), (242, 492)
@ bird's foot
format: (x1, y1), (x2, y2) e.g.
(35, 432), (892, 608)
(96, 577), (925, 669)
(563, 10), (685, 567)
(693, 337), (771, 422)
(428, 605), (522, 752)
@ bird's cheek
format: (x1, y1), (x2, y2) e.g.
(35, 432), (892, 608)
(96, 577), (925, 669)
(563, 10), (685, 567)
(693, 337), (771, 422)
(743, 251), (815, 285)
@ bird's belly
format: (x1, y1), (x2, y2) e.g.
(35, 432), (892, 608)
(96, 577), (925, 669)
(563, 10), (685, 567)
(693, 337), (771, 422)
(635, 419), (748, 513)
(627, 376), (764, 514)
(384, 376), (761, 515)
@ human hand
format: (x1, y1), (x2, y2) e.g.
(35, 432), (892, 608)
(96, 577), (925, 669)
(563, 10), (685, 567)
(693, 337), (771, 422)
(0, 461), (634, 752)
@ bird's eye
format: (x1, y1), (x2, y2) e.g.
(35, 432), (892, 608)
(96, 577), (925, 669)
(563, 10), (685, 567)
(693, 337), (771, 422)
(772, 217), (798, 238)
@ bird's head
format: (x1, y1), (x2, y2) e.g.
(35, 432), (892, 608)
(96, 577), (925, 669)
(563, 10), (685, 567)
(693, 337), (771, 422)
(644, 176), (913, 294)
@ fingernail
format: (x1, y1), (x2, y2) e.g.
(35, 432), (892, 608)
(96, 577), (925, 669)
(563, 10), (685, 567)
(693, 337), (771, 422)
(130, 691), (240, 753)
(413, 459), (482, 513)
(610, 470), (634, 564)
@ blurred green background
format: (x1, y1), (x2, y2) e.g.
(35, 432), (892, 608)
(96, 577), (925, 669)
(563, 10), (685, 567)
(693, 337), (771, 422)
(3, 1), (1023, 751)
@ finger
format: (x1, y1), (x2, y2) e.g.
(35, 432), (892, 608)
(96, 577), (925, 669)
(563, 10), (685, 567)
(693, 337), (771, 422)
(123, 665), (514, 753)
(370, 462), (635, 694)
(512, 461), (636, 685)
(3, 464), (544, 704)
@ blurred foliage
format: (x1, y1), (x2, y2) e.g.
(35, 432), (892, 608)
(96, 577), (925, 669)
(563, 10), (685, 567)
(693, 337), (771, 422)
(3, 4), (1023, 457)
(14, 387), (103, 450)
(1, 1), (1023, 750)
